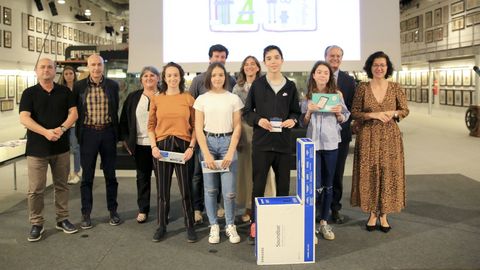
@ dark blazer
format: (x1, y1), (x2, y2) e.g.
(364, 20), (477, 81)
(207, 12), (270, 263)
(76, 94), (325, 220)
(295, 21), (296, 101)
(73, 76), (120, 145)
(337, 70), (356, 142)
(119, 89), (144, 155)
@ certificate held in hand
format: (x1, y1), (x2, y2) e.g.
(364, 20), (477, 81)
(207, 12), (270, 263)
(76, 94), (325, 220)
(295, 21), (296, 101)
(312, 93), (340, 112)
(159, 150), (186, 164)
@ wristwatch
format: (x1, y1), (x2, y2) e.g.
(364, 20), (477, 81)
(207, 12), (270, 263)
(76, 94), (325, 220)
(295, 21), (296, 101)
(394, 112), (399, 119)
(60, 125), (68, 132)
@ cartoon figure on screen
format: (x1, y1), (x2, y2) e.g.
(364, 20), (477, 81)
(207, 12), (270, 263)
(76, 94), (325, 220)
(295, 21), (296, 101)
(301, 60), (350, 241)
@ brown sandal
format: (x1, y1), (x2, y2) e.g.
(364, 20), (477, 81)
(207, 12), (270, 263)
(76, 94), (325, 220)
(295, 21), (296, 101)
(136, 213), (148, 223)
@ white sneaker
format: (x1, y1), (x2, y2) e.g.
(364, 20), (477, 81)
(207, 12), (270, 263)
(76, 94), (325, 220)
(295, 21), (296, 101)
(208, 224), (220, 244)
(320, 224), (335, 240)
(194, 210), (203, 224)
(225, 224), (240, 244)
(217, 205), (225, 218)
(67, 173), (80, 185)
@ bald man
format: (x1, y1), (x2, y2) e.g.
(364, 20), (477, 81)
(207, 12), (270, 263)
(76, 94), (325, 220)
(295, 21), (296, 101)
(20, 58), (79, 241)
(73, 54), (122, 229)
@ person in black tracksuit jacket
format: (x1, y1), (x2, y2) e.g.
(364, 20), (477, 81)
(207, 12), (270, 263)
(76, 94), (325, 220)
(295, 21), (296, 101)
(243, 45), (301, 243)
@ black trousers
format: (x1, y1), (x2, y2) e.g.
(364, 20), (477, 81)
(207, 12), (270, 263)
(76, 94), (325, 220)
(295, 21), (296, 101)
(331, 140), (350, 212)
(133, 145), (153, 214)
(251, 150), (290, 222)
(153, 136), (194, 229)
(80, 126), (118, 215)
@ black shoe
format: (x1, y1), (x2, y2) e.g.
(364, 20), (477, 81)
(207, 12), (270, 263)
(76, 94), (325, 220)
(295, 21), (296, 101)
(331, 210), (345, 224)
(366, 213), (377, 231)
(81, 214), (93, 230)
(109, 211), (122, 226)
(186, 227), (198, 243)
(379, 225), (391, 233)
(27, 225), (44, 242)
(56, 219), (78, 234)
(152, 226), (166, 242)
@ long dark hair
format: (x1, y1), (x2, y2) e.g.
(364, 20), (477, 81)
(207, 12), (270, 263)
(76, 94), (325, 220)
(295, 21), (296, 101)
(306, 61), (337, 100)
(236, 56), (261, 87)
(204, 62), (228, 90)
(57, 66), (77, 87)
(159, 62), (185, 93)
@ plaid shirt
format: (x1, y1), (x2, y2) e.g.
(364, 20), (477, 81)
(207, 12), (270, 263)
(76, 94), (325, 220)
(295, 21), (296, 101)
(84, 76), (111, 125)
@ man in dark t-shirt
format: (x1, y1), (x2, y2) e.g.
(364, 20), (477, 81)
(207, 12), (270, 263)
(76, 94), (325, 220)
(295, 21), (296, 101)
(19, 58), (78, 242)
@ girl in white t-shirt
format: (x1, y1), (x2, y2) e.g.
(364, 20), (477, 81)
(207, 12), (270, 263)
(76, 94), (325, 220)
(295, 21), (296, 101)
(193, 62), (243, 244)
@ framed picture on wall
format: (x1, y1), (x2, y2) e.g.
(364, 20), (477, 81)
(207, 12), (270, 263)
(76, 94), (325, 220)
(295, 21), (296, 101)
(3, 30), (12, 48)
(439, 70), (447, 85)
(454, 70), (463, 86)
(463, 91), (472, 106)
(57, 24), (62, 38)
(406, 72), (411, 85)
(0, 100), (14, 112)
(463, 69), (472, 85)
(411, 72), (417, 85)
(421, 72), (428, 86)
(433, 27), (443, 41)
(21, 13), (28, 48)
(466, 0), (480, 10)
(0, 75), (6, 99)
(440, 89), (446, 104)
(44, 39), (49, 53)
(28, 35), (35, 51)
(63, 25), (68, 39)
(36, 17), (42, 33)
(51, 40), (56, 54)
(43, 20), (50, 34)
(452, 16), (465, 31)
(50, 22), (56, 36)
(3, 7), (12, 25)
(425, 11), (433, 28)
(57, 41), (62, 55)
(411, 88), (417, 102)
(454, 91), (463, 106)
(425, 30), (434, 43)
(406, 88), (411, 101)
(446, 70), (454, 86)
(68, 27), (73, 40)
(16, 76), (26, 105)
(7, 76), (15, 98)
(36, 37), (42, 52)
(451, 1), (465, 15)
(400, 20), (407, 32)
(400, 72), (405, 85)
(74, 29), (78, 41)
(447, 90), (454, 105)
(434, 8), (442, 26)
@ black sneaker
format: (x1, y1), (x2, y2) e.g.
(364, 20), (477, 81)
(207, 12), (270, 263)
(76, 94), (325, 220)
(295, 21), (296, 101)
(27, 225), (44, 242)
(109, 211), (122, 226)
(152, 226), (166, 242)
(331, 210), (345, 224)
(81, 214), (93, 230)
(186, 227), (197, 243)
(56, 219), (78, 234)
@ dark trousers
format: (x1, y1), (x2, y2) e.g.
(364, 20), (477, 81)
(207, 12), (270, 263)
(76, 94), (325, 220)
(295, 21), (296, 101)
(251, 150), (290, 222)
(191, 149), (204, 212)
(134, 145), (153, 214)
(316, 149), (338, 221)
(153, 136), (194, 229)
(331, 140), (350, 212)
(80, 126), (118, 215)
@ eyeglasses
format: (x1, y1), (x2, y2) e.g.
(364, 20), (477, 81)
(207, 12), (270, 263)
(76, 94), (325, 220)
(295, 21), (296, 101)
(373, 64), (387, 68)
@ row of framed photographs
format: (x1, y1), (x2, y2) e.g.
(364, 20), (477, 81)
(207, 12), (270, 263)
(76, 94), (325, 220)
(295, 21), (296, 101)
(0, 75), (37, 105)
(27, 36), (71, 56)
(0, 6), (12, 26)
(22, 13), (112, 46)
(404, 87), (476, 107)
(398, 69), (476, 87)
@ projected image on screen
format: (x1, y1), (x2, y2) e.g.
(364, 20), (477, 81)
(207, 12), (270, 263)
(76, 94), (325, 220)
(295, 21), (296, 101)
(163, 0), (360, 63)
(209, 0), (317, 32)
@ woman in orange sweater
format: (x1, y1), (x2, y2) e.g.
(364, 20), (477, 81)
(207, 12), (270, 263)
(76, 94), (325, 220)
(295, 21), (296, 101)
(147, 62), (197, 243)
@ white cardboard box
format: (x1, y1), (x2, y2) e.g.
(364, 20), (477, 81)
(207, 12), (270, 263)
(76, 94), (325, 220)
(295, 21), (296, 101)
(255, 138), (315, 265)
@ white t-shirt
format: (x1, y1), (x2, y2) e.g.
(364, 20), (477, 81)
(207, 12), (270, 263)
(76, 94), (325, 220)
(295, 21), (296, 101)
(135, 94), (150, 145)
(193, 91), (244, 133)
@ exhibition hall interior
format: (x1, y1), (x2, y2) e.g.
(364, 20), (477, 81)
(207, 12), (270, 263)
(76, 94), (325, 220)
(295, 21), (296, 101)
(0, 0), (479, 269)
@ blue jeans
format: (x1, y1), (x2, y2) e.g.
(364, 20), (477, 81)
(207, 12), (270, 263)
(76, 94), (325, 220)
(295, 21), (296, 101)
(316, 149), (338, 221)
(201, 135), (237, 226)
(69, 126), (81, 173)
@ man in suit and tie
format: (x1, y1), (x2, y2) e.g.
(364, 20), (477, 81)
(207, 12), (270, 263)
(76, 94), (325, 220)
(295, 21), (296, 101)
(324, 45), (356, 224)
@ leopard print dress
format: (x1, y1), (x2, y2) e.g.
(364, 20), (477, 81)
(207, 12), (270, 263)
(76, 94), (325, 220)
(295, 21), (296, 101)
(350, 81), (409, 214)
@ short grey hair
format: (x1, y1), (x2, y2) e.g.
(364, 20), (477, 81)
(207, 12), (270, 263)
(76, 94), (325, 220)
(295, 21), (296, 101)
(324, 45), (344, 58)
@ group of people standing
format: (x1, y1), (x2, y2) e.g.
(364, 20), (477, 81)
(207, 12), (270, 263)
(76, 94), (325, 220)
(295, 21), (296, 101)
(19, 43), (409, 247)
